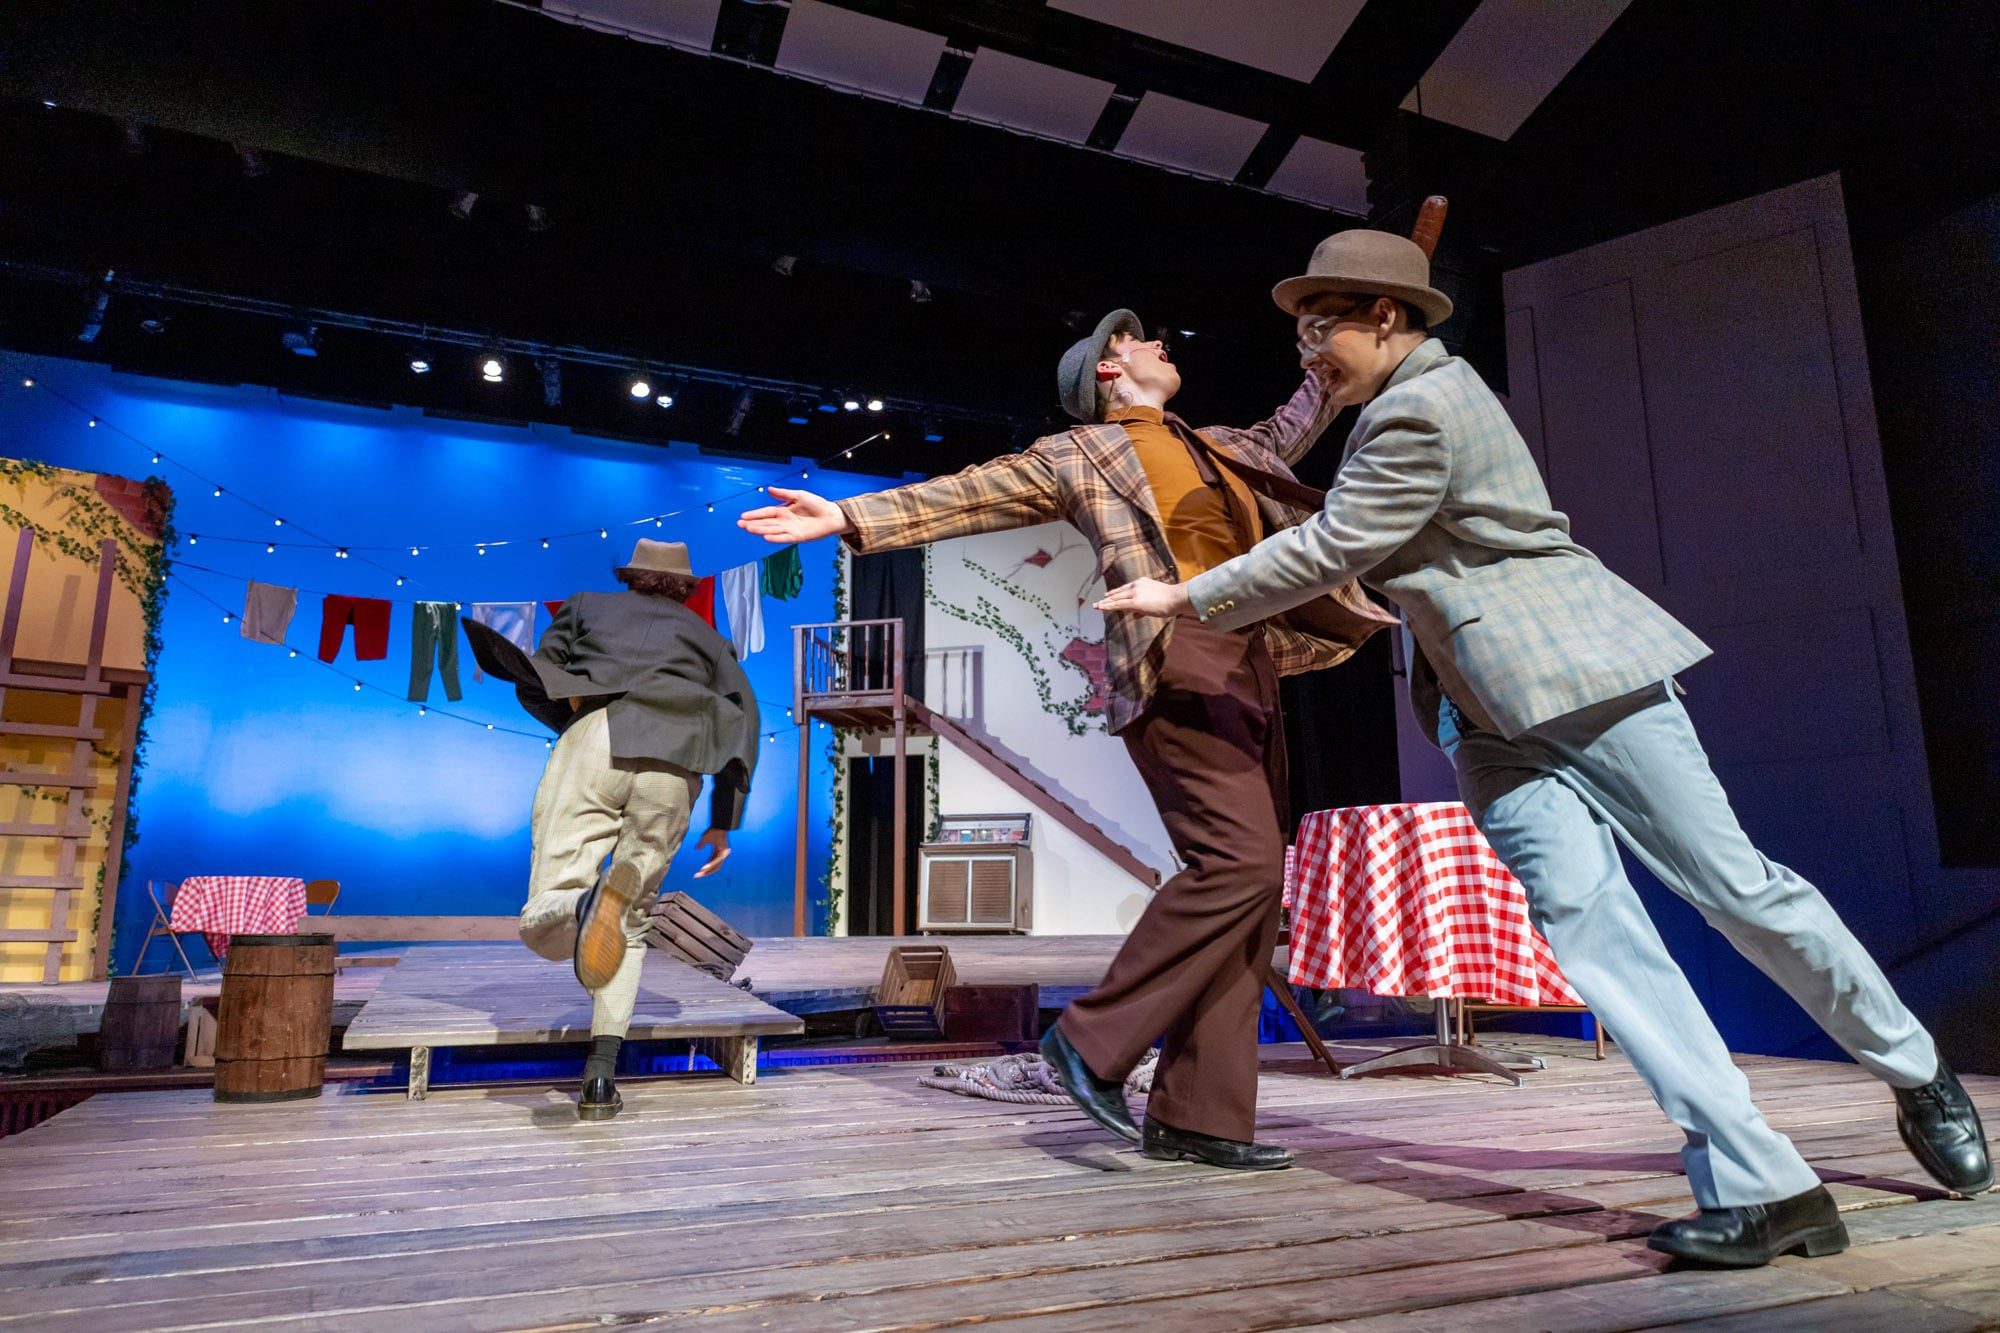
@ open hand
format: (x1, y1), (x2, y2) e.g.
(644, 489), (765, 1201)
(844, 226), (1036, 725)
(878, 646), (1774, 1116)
(1095, 577), (1192, 619)
(692, 829), (731, 878)
(738, 487), (849, 543)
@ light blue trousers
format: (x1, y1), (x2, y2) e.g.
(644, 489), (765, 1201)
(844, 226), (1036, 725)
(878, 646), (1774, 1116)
(1442, 681), (1937, 1208)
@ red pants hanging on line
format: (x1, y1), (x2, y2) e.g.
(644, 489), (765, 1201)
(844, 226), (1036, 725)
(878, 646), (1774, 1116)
(319, 594), (392, 662)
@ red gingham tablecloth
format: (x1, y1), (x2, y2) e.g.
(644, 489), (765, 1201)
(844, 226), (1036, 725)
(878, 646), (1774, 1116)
(169, 876), (308, 958)
(1284, 803), (1582, 1006)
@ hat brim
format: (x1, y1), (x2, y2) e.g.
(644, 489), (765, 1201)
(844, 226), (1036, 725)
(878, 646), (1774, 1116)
(615, 564), (694, 580)
(1272, 275), (1453, 327)
(1064, 308), (1145, 423)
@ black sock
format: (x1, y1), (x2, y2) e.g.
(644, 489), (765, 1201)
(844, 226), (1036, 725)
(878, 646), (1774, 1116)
(583, 1035), (622, 1083)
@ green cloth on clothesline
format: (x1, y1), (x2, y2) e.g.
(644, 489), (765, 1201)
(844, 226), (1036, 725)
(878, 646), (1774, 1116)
(760, 545), (804, 600)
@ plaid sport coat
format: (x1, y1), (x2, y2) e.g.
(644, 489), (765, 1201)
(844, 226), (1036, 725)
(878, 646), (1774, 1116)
(838, 373), (1396, 734)
(1188, 340), (1711, 744)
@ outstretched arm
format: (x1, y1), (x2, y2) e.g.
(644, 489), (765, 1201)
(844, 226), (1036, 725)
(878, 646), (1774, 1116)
(1099, 408), (1446, 627)
(1205, 367), (1339, 469)
(740, 445), (1063, 554)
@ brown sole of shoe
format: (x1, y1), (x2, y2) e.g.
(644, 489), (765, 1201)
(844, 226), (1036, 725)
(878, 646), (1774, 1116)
(574, 861), (642, 992)
(1142, 1145), (1295, 1171)
(1647, 1221), (1849, 1267)
(577, 1099), (622, 1122)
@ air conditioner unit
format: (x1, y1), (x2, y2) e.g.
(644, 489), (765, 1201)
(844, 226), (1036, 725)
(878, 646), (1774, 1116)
(919, 814), (1032, 933)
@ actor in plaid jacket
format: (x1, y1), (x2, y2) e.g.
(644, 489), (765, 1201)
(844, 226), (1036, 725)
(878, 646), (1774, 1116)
(746, 309), (1391, 1166)
(834, 368), (1392, 735)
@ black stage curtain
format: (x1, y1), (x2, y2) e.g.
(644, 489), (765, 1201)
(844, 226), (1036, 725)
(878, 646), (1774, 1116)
(1279, 629), (1401, 837)
(844, 548), (927, 935)
(849, 548), (925, 703)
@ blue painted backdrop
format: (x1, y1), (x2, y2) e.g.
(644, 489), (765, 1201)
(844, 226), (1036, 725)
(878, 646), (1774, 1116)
(2, 352), (893, 972)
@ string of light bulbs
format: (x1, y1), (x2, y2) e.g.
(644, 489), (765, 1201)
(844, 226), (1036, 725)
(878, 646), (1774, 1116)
(9, 361), (886, 580)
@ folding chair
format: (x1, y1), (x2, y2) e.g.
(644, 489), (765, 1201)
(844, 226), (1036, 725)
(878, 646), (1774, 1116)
(129, 879), (198, 977)
(303, 879), (341, 915)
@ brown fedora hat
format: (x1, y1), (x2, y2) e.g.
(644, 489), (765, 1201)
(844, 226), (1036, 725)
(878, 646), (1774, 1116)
(615, 538), (693, 578)
(1272, 229), (1453, 326)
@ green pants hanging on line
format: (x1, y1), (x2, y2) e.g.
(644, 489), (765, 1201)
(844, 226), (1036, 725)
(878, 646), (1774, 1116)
(409, 601), (464, 702)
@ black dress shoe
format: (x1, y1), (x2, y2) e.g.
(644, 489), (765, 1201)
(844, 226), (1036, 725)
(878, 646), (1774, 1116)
(1142, 1116), (1294, 1171)
(1646, 1185), (1848, 1267)
(574, 861), (641, 992)
(1896, 1059), (1993, 1196)
(1039, 1025), (1138, 1144)
(578, 1075), (623, 1122)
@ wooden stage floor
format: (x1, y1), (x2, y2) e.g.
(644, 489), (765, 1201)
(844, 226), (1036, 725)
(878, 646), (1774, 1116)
(1, 1037), (1994, 1330)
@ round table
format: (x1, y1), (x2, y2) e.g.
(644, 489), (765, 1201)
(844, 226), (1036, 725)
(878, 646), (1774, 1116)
(1285, 802), (1583, 1081)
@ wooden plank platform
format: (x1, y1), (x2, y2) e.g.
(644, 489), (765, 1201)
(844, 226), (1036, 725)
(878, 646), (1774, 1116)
(339, 944), (804, 1096)
(732, 933), (1140, 1012)
(0, 1037), (1992, 1329)
(0, 972), (386, 1069)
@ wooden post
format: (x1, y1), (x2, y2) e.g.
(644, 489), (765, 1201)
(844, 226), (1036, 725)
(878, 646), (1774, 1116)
(891, 619), (908, 936)
(407, 1046), (431, 1100)
(793, 624), (809, 936)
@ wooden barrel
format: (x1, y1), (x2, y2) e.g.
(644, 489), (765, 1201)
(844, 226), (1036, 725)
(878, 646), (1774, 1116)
(214, 933), (334, 1102)
(99, 975), (183, 1070)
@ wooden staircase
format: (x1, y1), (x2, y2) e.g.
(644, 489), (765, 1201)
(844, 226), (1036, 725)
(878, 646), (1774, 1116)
(793, 618), (1159, 937)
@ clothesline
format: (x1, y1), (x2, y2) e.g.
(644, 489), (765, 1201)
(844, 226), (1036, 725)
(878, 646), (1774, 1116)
(169, 572), (817, 748)
(176, 563), (804, 719)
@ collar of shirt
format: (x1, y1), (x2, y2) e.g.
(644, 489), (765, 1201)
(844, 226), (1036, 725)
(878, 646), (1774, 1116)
(1109, 404), (1167, 428)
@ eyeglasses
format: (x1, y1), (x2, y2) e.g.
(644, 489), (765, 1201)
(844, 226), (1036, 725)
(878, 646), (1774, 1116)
(1296, 301), (1374, 355)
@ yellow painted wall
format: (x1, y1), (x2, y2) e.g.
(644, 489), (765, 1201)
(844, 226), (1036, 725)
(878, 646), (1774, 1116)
(0, 463), (158, 981)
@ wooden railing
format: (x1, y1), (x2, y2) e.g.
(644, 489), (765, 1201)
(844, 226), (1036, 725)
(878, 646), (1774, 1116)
(794, 617), (903, 711)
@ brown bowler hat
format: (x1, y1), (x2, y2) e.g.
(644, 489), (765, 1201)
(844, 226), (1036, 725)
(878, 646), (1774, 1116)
(1272, 229), (1453, 326)
(615, 538), (693, 579)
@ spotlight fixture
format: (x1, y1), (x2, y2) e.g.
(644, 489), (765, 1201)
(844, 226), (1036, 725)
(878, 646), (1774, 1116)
(409, 355), (431, 374)
(481, 355), (505, 383)
(842, 398), (860, 412)
(233, 143), (270, 179)
(771, 254), (798, 277)
(909, 279), (932, 304)
(525, 203), (553, 232)
(281, 324), (319, 357)
(866, 398), (884, 413)
(21, 378), (32, 387)
(655, 392), (675, 409)
(120, 121), (151, 155)
(137, 303), (169, 335)
(727, 388), (754, 436)
(628, 377), (652, 400)
(537, 358), (561, 405)
(449, 190), (479, 221)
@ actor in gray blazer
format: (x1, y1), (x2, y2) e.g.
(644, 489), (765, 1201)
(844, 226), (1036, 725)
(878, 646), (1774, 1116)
(1100, 229), (1988, 1267)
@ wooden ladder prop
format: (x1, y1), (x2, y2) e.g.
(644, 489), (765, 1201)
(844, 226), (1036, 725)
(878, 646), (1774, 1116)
(0, 529), (120, 981)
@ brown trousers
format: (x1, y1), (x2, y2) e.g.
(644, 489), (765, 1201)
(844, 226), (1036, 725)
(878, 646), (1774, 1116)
(1061, 618), (1288, 1142)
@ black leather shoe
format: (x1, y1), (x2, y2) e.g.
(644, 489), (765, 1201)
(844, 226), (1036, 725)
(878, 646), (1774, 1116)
(1039, 1025), (1138, 1144)
(1142, 1115), (1294, 1171)
(1646, 1185), (1848, 1267)
(1896, 1058), (1993, 1195)
(578, 1075), (623, 1122)
(574, 861), (641, 992)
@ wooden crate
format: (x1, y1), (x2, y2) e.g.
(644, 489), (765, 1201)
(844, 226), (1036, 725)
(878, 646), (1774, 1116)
(942, 983), (1039, 1043)
(874, 945), (955, 1039)
(645, 892), (754, 981)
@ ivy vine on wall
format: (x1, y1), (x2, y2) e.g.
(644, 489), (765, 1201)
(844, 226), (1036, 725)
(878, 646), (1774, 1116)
(925, 553), (1108, 738)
